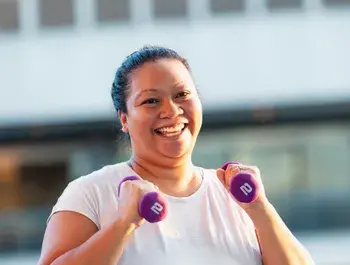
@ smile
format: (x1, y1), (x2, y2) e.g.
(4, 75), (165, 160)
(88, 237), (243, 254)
(153, 123), (188, 137)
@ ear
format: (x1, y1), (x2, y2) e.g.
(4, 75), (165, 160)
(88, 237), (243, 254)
(118, 110), (128, 133)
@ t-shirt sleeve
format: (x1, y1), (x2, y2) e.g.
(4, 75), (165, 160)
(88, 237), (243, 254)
(47, 178), (101, 229)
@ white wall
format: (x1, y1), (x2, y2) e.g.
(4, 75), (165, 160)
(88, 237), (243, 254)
(1, 11), (350, 126)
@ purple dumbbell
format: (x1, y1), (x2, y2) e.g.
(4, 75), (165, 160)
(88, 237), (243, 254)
(118, 176), (168, 223)
(221, 161), (260, 203)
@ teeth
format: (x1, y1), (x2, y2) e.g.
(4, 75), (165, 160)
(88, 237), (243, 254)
(156, 124), (185, 133)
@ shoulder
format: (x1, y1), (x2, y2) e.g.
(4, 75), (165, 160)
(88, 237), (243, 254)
(56, 161), (133, 209)
(69, 161), (132, 190)
(60, 161), (133, 206)
(48, 162), (132, 228)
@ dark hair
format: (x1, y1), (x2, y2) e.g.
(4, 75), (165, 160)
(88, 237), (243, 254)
(111, 45), (191, 114)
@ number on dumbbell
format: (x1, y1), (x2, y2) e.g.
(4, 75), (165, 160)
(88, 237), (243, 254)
(150, 202), (163, 215)
(240, 183), (253, 196)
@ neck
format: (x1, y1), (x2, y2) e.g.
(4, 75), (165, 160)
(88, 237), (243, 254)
(128, 155), (202, 197)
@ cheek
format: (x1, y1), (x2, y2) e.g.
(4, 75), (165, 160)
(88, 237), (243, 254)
(186, 99), (203, 125)
(192, 98), (203, 115)
(128, 109), (155, 132)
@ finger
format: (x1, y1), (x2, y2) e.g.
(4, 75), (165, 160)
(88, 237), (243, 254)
(225, 164), (241, 187)
(247, 166), (260, 178)
(238, 165), (261, 180)
(118, 180), (134, 201)
(236, 165), (265, 192)
(137, 180), (159, 193)
(119, 180), (133, 194)
(216, 168), (226, 186)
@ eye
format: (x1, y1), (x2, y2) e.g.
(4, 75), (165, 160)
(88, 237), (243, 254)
(142, 98), (159, 105)
(176, 91), (190, 98)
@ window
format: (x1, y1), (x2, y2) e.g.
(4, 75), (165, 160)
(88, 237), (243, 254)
(39, 0), (74, 27)
(0, 0), (19, 32)
(194, 121), (350, 232)
(20, 162), (68, 207)
(323, 0), (350, 6)
(96, 0), (130, 23)
(153, 0), (188, 19)
(210, 0), (245, 14)
(267, 0), (302, 10)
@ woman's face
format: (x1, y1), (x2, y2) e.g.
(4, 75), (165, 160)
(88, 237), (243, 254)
(119, 59), (203, 166)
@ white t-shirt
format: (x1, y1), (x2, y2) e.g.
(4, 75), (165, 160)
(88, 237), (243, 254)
(49, 162), (262, 265)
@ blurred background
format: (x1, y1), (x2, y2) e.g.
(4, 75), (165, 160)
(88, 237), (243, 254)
(0, 0), (350, 264)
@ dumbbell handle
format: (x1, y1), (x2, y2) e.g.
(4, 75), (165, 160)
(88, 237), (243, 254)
(221, 161), (259, 203)
(118, 176), (168, 223)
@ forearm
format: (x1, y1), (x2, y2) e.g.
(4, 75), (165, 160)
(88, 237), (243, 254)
(246, 201), (314, 265)
(51, 218), (136, 265)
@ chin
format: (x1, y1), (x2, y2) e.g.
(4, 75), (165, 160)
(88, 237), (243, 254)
(160, 144), (187, 157)
(158, 143), (194, 165)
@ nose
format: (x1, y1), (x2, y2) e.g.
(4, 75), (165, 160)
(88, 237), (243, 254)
(159, 99), (183, 119)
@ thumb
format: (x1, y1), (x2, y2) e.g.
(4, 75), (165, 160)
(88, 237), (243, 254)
(216, 168), (226, 187)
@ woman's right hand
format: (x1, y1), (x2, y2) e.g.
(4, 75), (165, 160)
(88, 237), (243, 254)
(117, 179), (159, 227)
(38, 179), (158, 265)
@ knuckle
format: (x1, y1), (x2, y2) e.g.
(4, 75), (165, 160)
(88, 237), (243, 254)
(123, 181), (132, 188)
(249, 166), (260, 175)
(229, 163), (239, 169)
(252, 166), (260, 173)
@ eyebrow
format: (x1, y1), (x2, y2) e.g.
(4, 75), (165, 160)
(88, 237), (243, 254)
(135, 83), (186, 100)
(135, 88), (158, 100)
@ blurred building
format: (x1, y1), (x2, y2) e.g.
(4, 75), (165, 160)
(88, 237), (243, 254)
(1, 0), (350, 264)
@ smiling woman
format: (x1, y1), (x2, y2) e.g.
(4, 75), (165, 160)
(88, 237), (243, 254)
(38, 45), (314, 265)
(117, 55), (202, 165)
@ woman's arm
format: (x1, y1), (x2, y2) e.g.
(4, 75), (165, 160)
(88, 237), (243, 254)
(247, 200), (314, 265)
(37, 211), (136, 265)
(217, 164), (315, 265)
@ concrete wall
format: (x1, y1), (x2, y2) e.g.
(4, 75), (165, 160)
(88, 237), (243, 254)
(1, 1), (350, 127)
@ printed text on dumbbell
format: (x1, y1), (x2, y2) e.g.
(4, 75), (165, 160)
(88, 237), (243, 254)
(150, 202), (163, 215)
(240, 183), (253, 196)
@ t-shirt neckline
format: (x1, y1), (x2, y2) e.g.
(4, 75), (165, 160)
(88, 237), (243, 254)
(122, 162), (209, 202)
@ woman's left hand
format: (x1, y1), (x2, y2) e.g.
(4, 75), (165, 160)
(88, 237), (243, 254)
(216, 163), (269, 212)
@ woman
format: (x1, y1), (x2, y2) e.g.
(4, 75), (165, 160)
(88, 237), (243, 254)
(38, 46), (314, 265)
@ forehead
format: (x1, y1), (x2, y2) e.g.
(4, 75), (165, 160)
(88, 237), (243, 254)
(129, 59), (193, 93)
